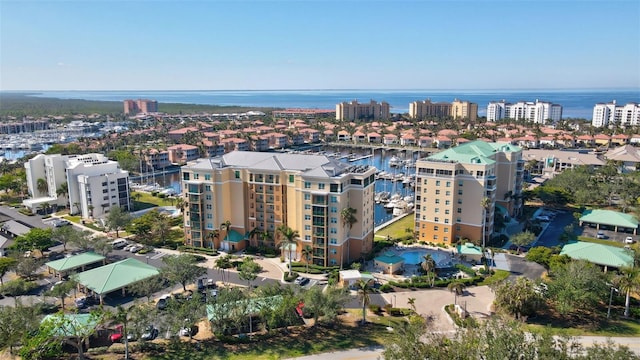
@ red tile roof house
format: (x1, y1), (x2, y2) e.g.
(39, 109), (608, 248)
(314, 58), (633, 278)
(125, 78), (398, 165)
(267, 133), (289, 148)
(300, 128), (321, 143)
(337, 130), (351, 142)
(576, 135), (595, 147)
(250, 135), (271, 151)
(418, 136), (434, 148)
(367, 132), (382, 143)
(514, 135), (539, 149)
(400, 133), (416, 146)
(168, 144), (200, 164)
(383, 134), (398, 145)
(220, 137), (249, 152)
(594, 134), (612, 147)
(323, 130), (335, 141)
(219, 129), (239, 139)
(202, 132), (220, 142)
(611, 134), (630, 146)
(352, 131), (367, 143)
(167, 127), (199, 141)
(539, 136), (556, 148)
(435, 136), (452, 149)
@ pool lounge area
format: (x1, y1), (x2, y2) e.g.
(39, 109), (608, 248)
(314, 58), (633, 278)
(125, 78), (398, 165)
(371, 245), (457, 276)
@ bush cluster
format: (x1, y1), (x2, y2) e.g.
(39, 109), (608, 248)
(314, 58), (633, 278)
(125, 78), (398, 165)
(283, 272), (299, 282)
(178, 245), (218, 256)
(244, 245), (278, 257)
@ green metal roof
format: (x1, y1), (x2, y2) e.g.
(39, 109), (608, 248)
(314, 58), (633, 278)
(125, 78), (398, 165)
(457, 242), (483, 256)
(427, 141), (520, 165)
(206, 295), (282, 321)
(580, 209), (639, 229)
(374, 252), (405, 265)
(225, 229), (245, 243)
(41, 313), (101, 337)
(72, 258), (160, 295)
(45, 252), (105, 272)
(560, 241), (633, 268)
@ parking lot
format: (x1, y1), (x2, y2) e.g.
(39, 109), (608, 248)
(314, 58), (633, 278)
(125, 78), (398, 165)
(581, 226), (635, 245)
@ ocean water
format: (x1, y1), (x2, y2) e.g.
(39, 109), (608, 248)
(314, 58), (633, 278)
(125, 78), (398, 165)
(26, 89), (640, 119)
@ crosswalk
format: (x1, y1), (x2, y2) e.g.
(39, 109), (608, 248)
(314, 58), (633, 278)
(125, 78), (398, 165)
(150, 252), (168, 260)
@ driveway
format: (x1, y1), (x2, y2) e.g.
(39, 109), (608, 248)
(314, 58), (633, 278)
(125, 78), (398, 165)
(534, 210), (574, 248)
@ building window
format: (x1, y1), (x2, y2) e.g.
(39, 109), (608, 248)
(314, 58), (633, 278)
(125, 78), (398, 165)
(435, 199), (440, 204)
(194, 173), (199, 180)
(206, 204), (212, 210)
(319, 183), (325, 190)
(330, 259), (337, 265)
(205, 185), (211, 191)
(183, 173), (190, 180)
(304, 194), (310, 200)
(205, 195), (212, 200)
(330, 228), (337, 234)
(434, 226), (439, 231)
(446, 181), (451, 187)
(433, 235), (438, 240)
(444, 228), (449, 233)
(435, 190), (440, 195)
(434, 208), (439, 213)
(457, 218), (461, 223)
(305, 235), (311, 241)
(305, 204), (311, 210)
(289, 174), (295, 183)
(235, 171), (240, 179)
(331, 207), (337, 213)
(457, 208), (462, 213)
(304, 215), (311, 220)
(458, 199), (463, 204)
(434, 217), (439, 222)
(446, 191), (451, 196)
(436, 180), (440, 186)
(330, 184), (339, 193)
(445, 200), (450, 205)
(330, 196), (337, 203)
(207, 214), (212, 219)
(458, 190), (463, 195)
(330, 238), (337, 244)
(330, 248), (337, 255)
(204, 174), (211, 181)
(206, 223), (213, 230)
(305, 225), (311, 231)
(304, 182), (311, 189)
(458, 181), (463, 187)
(444, 219), (450, 224)
(445, 210), (450, 214)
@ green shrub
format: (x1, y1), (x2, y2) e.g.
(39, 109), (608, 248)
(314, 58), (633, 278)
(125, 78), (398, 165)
(389, 308), (413, 316)
(283, 272), (299, 282)
(379, 283), (394, 292)
(87, 346), (109, 355)
(158, 193), (167, 198)
(455, 264), (477, 277)
(383, 303), (393, 313)
(368, 304), (382, 314)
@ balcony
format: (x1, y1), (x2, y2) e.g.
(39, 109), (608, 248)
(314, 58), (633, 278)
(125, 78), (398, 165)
(312, 210), (326, 216)
(315, 240), (325, 246)
(312, 221), (325, 227)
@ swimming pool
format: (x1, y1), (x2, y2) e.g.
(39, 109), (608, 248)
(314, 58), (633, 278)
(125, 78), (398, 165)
(400, 250), (449, 266)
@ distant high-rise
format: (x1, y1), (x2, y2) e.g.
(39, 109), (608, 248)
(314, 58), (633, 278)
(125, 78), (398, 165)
(336, 100), (390, 121)
(123, 99), (158, 114)
(592, 101), (640, 127)
(408, 99), (478, 121)
(487, 100), (562, 123)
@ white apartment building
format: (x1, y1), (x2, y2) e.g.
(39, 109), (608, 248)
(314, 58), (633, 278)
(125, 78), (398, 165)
(24, 154), (131, 219)
(592, 101), (640, 127)
(487, 100), (562, 123)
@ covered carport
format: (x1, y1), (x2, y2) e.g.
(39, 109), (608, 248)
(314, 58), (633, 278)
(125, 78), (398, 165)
(560, 241), (633, 272)
(72, 258), (160, 304)
(45, 252), (106, 278)
(579, 209), (638, 235)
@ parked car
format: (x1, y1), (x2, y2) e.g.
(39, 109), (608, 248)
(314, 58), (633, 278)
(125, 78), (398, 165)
(156, 294), (171, 310)
(111, 239), (128, 249)
(179, 325), (192, 337)
(535, 215), (551, 222)
(596, 231), (607, 239)
(197, 278), (205, 292)
(52, 219), (71, 227)
(294, 277), (310, 286)
(625, 236), (635, 244)
(123, 244), (136, 252)
(141, 325), (159, 340)
(129, 244), (144, 253)
(48, 252), (65, 261)
(74, 297), (87, 309)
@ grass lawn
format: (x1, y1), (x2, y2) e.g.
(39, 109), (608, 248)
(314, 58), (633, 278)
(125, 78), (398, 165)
(526, 318), (640, 337)
(478, 269), (511, 286)
(577, 236), (624, 248)
(132, 191), (174, 210)
(375, 214), (414, 240)
(63, 215), (82, 223)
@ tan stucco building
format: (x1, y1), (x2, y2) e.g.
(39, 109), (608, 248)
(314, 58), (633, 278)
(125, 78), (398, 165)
(336, 100), (390, 121)
(409, 99), (477, 121)
(414, 141), (523, 245)
(180, 151), (377, 266)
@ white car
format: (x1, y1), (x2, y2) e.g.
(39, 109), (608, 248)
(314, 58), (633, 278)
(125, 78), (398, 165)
(536, 215), (551, 222)
(123, 244), (136, 251)
(130, 244), (144, 253)
(625, 236), (634, 244)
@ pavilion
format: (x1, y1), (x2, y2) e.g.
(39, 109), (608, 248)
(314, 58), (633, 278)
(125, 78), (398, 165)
(579, 209), (638, 234)
(560, 241), (634, 272)
(45, 252), (106, 278)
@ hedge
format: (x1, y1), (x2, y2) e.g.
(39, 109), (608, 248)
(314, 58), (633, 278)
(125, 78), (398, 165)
(178, 245), (219, 256)
(455, 264), (477, 277)
(388, 308), (414, 316)
(290, 262), (340, 272)
(283, 272), (299, 282)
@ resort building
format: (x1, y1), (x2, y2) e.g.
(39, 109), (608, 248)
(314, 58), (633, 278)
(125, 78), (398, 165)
(123, 99), (158, 115)
(336, 100), (390, 121)
(414, 141), (524, 245)
(592, 101), (640, 128)
(487, 100), (562, 123)
(23, 153), (131, 219)
(522, 149), (605, 179)
(180, 151), (377, 266)
(408, 99), (478, 121)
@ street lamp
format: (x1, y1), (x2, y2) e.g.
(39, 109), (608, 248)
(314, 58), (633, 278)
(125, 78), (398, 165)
(392, 294), (396, 308)
(607, 285), (619, 319)
(146, 256), (150, 264)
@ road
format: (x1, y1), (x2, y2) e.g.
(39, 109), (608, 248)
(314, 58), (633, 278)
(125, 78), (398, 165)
(290, 336), (640, 359)
(534, 210), (574, 248)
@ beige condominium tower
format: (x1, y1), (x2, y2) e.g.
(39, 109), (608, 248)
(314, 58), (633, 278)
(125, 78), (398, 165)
(181, 151), (377, 266)
(414, 141), (523, 245)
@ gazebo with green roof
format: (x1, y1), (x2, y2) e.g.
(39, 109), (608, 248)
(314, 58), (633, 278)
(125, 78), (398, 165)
(45, 252), (106, 278)
(457, 242), (484, 263)
(579, 209), (638, 234)
(560, 241), (634, 272)
(221, 229), (247, 252)
(72, 258), (160, 304)
(374, 252), (405, 274)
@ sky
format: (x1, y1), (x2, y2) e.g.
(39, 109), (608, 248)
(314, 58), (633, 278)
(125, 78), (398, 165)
(1, 0), (639, 91)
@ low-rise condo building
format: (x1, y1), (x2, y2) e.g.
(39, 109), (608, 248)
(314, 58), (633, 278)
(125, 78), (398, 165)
(180, 151), (377, 266)
(23, 154), (131, 219)
(414, 141), (523, 245)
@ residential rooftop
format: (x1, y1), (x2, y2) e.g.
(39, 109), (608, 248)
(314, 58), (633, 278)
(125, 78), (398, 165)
(425, 140), (521, 165)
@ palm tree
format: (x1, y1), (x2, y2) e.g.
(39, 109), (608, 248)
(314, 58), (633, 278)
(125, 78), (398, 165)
(301, 245), (313, 273)
(407, 297), (416, 312)
(340, 207), (357, 230)
(248, 227), (261, 247)
(36, 178), (47, 196)
(41, 202), (52, 215)
(276, 225), (299, 276)
(480, 197), (491, 250)
(88, 204), (95, 218)
(220, 220), (231, 251)
(615, 267), (640, 318)
(447, 281), (466, 305)
(207, 230), (219, 250)
(421, 254), (436, 287)
(260, 230), (273, 248)
(356, 279), (371, 325)
(72, 202), (80, 215)
(56, 182), (69, 209)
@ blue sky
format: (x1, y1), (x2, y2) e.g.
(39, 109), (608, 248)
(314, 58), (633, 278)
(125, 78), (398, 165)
(1, 0), (639, 90)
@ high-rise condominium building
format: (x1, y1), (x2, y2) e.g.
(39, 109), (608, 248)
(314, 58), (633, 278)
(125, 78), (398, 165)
(336, 100), (390, 121)
(181, 151), (377, 266)
(23, 154), (131, 219)
(123, 99), (159, 114)
(409, 99), (478, 121)
(592, 101), (640, 127)
(487, 100), (562, 123)
(414, 141), (523, 245)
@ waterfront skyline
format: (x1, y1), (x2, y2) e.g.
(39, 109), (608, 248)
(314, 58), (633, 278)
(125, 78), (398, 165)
(1, 0), (639, 91)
